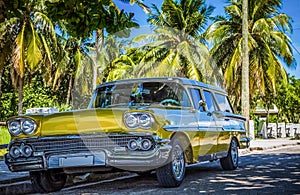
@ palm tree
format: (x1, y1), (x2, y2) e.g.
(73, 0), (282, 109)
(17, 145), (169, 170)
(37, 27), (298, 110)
(131, 0), (221, 83)
(148, 0), (213, 38)
(133, 28), (220, 82)
(2, 0), (58, 114)
(207, 0), (296, 107)
(106, 47), (145, 81)
(0, 18), (16, 99)
(52, 36), (91, 106)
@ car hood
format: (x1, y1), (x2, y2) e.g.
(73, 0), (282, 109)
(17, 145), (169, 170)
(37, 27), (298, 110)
(37, 108), (134, 137)
(31, 107), (170, 137)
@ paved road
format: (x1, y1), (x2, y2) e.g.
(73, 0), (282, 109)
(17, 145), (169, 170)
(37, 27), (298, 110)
(50, 145), (300, 195)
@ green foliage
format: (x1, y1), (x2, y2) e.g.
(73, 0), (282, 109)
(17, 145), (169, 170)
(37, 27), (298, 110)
(0, 92), (18, 120)
(0, 126), (10, 157)
(46, 0), (138, 39)
(23, 84), (57, 110)
(0, 73), (73, 120)
(0, 0), (298, 124)
(275, 76), (300, 123)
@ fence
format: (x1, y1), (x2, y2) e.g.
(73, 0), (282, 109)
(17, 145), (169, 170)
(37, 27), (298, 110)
(256, 122), (300, 139)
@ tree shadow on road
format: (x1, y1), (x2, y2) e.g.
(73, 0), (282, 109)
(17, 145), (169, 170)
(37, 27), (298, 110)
(182, 152), (300, 194)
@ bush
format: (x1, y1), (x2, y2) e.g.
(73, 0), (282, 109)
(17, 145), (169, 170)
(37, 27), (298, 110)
(0, 127), (10, 157)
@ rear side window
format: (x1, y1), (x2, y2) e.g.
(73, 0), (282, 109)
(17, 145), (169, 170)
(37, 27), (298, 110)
(215, 93), (233, 113)
(203, 90), (218, 112)
(188, 88), (204, 111)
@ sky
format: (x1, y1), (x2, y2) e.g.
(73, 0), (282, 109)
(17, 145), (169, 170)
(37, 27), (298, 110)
(114, 0), (300, 79)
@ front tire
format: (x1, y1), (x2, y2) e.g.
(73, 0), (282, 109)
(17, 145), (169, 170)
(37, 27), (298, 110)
(156, 138), (186, 187)
(30, 169), (67, 193)
(220, 138), (239, 170)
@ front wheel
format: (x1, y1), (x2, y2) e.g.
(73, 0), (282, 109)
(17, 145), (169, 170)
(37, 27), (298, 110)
(220, 138), (239, 170)
(156, 138), (186, 187)
(30, 169), (67, 193)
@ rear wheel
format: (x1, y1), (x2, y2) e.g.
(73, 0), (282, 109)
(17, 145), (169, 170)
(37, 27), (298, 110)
(30, 169), (67, 193)
(156, 138), (185, 187)
(220, 138), (239, 170)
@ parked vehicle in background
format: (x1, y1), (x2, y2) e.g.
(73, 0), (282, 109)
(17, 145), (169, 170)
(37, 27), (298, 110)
(5, 77), (249, 193)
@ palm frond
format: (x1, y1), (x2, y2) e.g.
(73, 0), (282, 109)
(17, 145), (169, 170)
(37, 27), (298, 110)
(27, 21), (43, 71)
(12, 22), (26, 78)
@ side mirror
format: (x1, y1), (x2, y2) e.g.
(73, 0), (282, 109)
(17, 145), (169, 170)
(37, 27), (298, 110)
(198, 100), (206, 111)
(198, 100), (206, 107)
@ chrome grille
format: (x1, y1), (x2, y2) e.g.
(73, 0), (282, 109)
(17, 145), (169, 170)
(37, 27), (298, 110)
(21, 135), (154, 153)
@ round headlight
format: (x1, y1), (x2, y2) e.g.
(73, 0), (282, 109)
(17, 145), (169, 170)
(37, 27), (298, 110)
(22, 145), (33, 157)
(139, 114), (152, 129)
(9, 146), (21, 158)
(22, 119), (37, 135)
(8, 121), (22, 136)
(128, 139), (138, 150)
(141, 139), (152, 150)
(124, 114), (139, 129)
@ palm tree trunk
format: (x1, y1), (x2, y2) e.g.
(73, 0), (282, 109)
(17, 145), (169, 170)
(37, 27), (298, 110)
(93, 29), (104, 90)
(242, 0), (250, 135)
(18, 76), (24, 115)
(66, 76), (73, 106)
(0, 67), (3, 99)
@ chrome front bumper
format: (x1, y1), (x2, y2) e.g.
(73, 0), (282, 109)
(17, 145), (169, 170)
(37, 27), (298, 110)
(5, 144), (172, 172)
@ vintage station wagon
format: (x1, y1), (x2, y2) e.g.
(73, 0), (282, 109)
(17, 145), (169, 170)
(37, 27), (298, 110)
(5, 77), (249, 192)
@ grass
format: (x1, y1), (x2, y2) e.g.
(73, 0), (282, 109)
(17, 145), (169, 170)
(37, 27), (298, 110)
(0, 126), (11, 157)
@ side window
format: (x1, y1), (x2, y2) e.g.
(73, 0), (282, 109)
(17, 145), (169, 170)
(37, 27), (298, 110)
(181, 90), (192, 107)
(215, 93), (233, 113)
(188, 88), (204, 111)
(203, 90), (218, 112)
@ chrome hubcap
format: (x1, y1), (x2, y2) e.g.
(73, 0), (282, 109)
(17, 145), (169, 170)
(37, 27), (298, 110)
(231, 140), (238, 166)
(172, 144), (185, 180)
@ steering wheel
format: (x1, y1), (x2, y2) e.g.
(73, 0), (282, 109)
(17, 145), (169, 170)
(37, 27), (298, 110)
(159, 99), (180, 106)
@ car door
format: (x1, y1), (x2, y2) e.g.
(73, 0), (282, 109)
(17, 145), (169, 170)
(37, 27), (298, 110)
(213, 92), (234, 152)
(189, 88), (219, 156)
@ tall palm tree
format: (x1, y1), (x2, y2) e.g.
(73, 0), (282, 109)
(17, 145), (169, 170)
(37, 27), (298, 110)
(207, 0), (296, 107)
(0, 18), (16, 99)
(131, 0), (221, 83)
(3, 0), (57, 114)
(52, 36), (92, 106)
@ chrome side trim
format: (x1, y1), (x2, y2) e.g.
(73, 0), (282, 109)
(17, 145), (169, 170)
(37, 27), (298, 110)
(197, 151), (228, 162)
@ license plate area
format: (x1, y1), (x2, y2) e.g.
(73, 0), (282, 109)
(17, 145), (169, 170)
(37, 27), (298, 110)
(56, 152), (106, 167)
(59, 155), (94, 167)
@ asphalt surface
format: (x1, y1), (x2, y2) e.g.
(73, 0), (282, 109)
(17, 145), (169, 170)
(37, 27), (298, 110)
(55, 145), (300, 195)
(0, 138), (299, 194)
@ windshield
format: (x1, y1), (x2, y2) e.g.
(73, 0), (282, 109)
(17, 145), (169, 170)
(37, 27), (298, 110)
(90, 81), (191, 108)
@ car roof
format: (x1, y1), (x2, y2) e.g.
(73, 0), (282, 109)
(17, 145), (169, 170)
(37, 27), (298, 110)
(96, 77), (226, 94)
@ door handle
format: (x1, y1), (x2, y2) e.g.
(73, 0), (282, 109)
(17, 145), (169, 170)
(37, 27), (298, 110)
(224, 118), (230, 121)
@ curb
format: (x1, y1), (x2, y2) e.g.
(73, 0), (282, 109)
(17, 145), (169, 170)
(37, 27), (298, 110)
(248, 141), (300, 152)
(239, 140), (300, 155)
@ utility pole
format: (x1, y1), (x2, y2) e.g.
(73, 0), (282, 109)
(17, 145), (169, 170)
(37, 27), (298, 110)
(242, 0), (250, 135)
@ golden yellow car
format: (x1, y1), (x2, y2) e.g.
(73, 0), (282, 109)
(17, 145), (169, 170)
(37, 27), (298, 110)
(5, 77), (249, 192)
